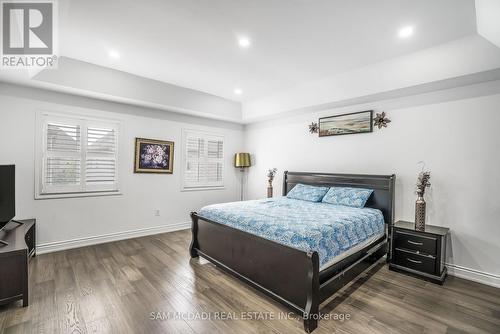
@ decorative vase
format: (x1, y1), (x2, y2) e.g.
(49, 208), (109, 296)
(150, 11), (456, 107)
(415, 196), (426, 231)
(267, 180), (273, 198)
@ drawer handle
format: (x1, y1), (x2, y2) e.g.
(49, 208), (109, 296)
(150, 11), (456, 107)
(407, 258), (422, 264)
(407, 240), (423, 246)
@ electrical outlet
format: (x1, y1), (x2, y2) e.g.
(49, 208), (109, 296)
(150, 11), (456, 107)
(154, 209), (160, 216)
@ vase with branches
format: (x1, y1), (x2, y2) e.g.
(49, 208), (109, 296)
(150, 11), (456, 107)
(415, 171), (431, 231)
(267, 168), (278, 198)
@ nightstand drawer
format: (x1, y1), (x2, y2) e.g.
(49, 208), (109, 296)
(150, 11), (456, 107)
(394, 249), (436, 275)
(394, 229), (437, 255)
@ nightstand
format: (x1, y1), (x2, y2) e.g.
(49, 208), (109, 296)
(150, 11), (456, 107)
(389, 221), (449, 284)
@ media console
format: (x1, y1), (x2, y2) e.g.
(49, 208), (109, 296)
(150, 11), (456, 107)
(0, 219), (36, 307)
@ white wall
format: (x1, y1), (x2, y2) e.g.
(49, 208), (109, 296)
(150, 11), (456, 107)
(476, 0), (500, 48)
(0, 84), (244, 251)
(242, 35), (500, 122)
(244, 85), (500, 286)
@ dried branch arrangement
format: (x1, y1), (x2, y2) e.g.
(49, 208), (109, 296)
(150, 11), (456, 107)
(267, 168), (278, 183)
(415, 171), (431, 197)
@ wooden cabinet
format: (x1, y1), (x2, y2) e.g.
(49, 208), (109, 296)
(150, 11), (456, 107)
(389, 220), (449, 284)
(0, 219), (36, 307)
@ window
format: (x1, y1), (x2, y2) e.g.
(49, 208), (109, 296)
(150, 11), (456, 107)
(36, 111), (120, 198)
(182, 129), (224, 190)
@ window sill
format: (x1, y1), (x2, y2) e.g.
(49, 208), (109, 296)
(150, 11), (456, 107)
(35, 191), (122, 200)
(181, 186), (225, 192)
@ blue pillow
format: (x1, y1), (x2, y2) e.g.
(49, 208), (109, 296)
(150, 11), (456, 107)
(286, 183), (329, 202)
(322, 187), (373, 208)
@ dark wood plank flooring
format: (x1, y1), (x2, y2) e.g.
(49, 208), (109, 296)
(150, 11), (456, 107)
(1, 229), (499, 333)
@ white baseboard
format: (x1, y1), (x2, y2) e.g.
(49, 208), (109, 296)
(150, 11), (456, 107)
(446, 263), (500, 288)
(37, 222), (191, 255)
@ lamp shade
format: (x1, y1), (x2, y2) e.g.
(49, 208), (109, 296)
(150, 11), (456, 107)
(234, 153), (251, 168)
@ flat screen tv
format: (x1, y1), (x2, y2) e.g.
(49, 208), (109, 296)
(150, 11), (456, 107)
(0, 165), (15, 231)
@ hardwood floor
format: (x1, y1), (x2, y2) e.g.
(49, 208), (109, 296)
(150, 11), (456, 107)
(1, 229), (499, 334)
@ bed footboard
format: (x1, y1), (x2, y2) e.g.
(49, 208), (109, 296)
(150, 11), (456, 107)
(190, 212), (320, 332)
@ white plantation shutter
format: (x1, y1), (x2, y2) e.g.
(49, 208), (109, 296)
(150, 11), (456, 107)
(38, 113), (120, 197)
(183, 130), (224, 189)
(45, 123), (81, 190)
(85, 127), (117, 190)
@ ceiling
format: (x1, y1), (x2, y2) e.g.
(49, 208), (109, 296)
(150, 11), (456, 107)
(54, 0), (477, 102)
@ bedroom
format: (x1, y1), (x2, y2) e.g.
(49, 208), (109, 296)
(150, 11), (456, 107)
(0, 0), (499, 333)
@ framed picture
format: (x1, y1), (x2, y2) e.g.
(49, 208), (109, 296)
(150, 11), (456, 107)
(319, 110), (373, 137)
(134, 138), (174, 174)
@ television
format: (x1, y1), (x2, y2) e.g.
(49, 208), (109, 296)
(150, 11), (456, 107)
(0, 165), (15, 231)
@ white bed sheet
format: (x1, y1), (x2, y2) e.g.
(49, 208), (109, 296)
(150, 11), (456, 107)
(319, 232), (385, 271)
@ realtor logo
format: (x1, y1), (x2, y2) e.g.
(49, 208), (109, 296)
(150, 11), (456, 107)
(1, 0), (57, 68)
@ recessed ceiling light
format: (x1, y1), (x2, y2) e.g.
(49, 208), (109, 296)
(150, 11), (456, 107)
(398, 26), (414, 39)
(234, 88), (243, 95)
(238, 37), (251, 48)
(108, 49), (120, 59)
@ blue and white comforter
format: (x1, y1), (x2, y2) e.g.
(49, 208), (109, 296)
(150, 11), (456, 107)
(198, 197), (385, 268)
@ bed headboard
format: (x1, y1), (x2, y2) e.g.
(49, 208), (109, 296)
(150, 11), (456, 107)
(282, 171), (395, 225)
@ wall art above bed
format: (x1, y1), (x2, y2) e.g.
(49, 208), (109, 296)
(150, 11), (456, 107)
(318, 110), (373, 137)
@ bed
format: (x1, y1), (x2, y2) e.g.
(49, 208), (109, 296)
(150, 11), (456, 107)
(190, 171), (395, 332)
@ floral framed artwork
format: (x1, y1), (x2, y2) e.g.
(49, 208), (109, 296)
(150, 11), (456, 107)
(134, 138), (174, 174)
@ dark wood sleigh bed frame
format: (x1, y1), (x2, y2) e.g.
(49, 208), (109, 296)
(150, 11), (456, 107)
(189, 171), (395, 332)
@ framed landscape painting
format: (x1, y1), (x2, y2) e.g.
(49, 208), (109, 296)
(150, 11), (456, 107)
(134, 138), (174, 174)
(319, 110), (373, 137)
